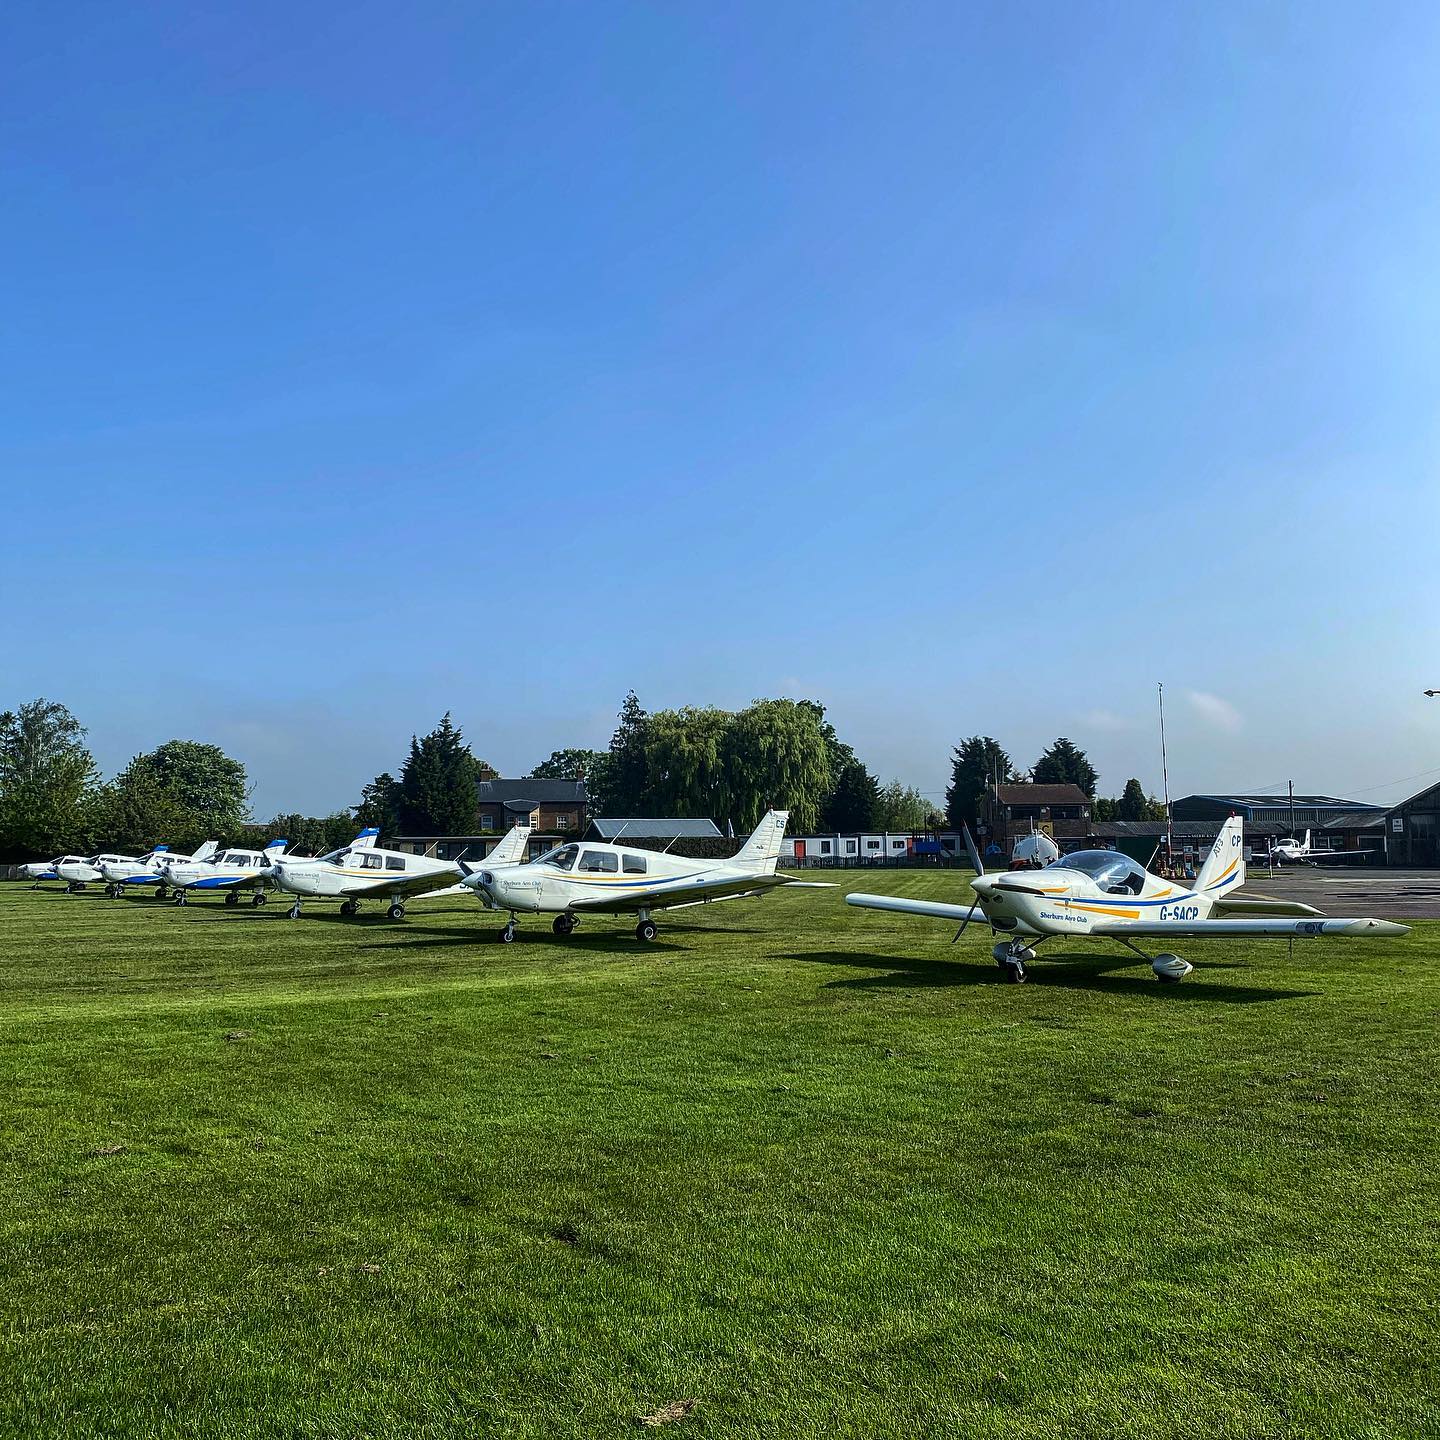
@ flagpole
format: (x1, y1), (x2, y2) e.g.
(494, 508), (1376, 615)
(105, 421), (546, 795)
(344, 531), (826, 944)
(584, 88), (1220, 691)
(1158, 683), (1173, 868)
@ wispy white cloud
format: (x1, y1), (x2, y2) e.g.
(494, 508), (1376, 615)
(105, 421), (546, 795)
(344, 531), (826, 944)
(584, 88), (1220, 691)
(1078, 708), (1133, 733)
(1186, 690), (1242, 733)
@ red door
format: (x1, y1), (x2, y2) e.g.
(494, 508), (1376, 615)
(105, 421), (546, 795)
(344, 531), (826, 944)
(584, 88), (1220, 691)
(794, 841), (807, 860)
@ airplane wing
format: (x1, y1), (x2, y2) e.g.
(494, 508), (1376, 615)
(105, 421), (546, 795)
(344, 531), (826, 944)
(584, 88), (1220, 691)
(1211, 896), (1324, 917)
(568, 873), (796, 914)
(845, 893), (989, 925)
(348, 867), (461, 900)
(1087, 916), (1409, 938)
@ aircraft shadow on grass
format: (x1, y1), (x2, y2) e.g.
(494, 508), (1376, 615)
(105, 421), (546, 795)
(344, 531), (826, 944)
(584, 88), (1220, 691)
(784, 950), (1317, 1003)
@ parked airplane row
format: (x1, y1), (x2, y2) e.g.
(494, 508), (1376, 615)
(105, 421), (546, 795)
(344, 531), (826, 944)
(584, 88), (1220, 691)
(12, 813), (1409, 982)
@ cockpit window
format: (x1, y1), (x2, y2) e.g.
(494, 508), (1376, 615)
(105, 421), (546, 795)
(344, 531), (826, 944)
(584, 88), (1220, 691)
(539, 844), (578, 871)
(1051, 849), (1147, 894)
(318, 847), (348, 864)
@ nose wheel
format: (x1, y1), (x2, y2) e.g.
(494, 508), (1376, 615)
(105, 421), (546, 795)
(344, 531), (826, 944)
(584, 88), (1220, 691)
(106, 883), (122, 900)
(498, 916), (518, 943)
(287, 900), (302, 920)
(992, 940), (1036, 983)
(174, 891), (189, 907)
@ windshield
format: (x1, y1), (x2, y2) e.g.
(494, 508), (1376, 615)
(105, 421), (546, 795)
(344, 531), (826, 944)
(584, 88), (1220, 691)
(316, 847), (348, 864)
(1050, 849), (1147, 894)
(537, 844), (578, 871)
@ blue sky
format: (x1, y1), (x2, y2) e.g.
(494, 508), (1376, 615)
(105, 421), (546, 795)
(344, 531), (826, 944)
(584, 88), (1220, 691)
(3, 1), (1439, 817)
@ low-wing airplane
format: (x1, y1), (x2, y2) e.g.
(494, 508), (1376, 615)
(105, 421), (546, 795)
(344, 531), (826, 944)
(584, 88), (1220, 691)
(264, 825), (528, 920)
(16, 858), (62, 886)
(847, 817), (1408, 984)
(56, 852), (136, 891)
(1267, 830), (1381, 866)
(460, 809), (832, 943)
(99, 842), (219, 899)
(162, 839), (289, 906)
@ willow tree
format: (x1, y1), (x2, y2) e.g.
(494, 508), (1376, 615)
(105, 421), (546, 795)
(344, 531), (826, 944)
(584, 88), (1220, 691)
(643, 706), (733, 820)
(724, 698), (832, 833)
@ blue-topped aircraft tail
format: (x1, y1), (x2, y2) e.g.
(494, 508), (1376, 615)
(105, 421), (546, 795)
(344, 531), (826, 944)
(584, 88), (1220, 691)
(351, 826), (381, 852)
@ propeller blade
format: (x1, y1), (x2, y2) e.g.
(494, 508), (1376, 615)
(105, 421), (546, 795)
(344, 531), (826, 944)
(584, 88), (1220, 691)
(457, 858), (474, 878)
(951, 914), (970, 944)
(962, 823), (985, 877)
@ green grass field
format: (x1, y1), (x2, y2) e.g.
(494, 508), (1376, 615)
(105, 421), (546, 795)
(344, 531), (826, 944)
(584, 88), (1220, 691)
(0, 877), (1435, 1438)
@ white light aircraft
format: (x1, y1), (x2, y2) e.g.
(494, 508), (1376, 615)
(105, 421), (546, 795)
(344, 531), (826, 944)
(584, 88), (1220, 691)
(265, 825), (529, 920)
(99, 842), (219, 899)
(847, 818), (1408, 984)
(1267, 830), (1381, 866)
(460, 810), (832, 943)
(162, 839), (289, 906)
(56, 853), (137, 891)
(17, 859), (62, 886)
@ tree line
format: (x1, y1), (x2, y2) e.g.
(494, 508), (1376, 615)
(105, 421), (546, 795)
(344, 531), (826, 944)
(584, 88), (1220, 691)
(1, 693), (1167, 862)
(944, 735), (1167, 829)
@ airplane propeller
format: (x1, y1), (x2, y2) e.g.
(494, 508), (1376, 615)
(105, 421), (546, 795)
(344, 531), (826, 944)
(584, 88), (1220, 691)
(953, 823), (986, 943)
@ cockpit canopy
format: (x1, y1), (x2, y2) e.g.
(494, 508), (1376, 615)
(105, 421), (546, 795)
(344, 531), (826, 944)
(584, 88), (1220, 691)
(535, 844), (578, 871)
(1050, 849), (1148, 895)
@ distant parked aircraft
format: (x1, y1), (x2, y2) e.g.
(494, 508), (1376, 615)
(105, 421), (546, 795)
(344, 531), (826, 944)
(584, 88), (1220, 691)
(847, 818), (1407, 984)
(1267, 830), (1380, 866)
(265, 825), (529, 920)
(162, 839), (289, 906)
(461, 810), (833, 943)
(99, 842), (219, 899)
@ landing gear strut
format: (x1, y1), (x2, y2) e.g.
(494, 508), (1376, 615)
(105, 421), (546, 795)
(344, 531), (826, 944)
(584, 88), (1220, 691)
(288, 900), (302, 920)
(173, 890), (189, 907)
(106, 883), (123, 900)
(1117, 938), (1193, 983)
(499, 915), (518, 943)
(552, 913), (576, 937)
(992, 938), (1038, 983)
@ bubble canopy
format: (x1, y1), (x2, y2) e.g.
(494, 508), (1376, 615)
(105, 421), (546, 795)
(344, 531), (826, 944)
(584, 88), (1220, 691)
(1049, 849), (1148, 893)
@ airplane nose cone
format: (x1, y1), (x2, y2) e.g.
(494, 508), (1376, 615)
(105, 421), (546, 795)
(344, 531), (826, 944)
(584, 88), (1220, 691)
(971, 875), (998, 897)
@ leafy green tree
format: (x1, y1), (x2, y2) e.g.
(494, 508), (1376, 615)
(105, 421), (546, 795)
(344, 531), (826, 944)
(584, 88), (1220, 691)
(398, 714), (487, 834)
(1031, 737), (1099, 797)
(723, 698), (833, 833)
(945, 737), (1017, 829)
(354, 772), (404, 837)
(1116, 777), (1167, 821)
(604, 691), (650, 816)
(529, 748), (605, 781)
(0, 699), (100, 858)
(643, 707), (733, 820)
(823, 757), (880, 831)
(1093, 795), (1118, 821)
(874, 781), (942, 831)
(91, 762), (194, 852)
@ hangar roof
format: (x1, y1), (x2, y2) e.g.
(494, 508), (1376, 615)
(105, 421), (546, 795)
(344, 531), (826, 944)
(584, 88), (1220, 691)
(585, 817), (723, 840)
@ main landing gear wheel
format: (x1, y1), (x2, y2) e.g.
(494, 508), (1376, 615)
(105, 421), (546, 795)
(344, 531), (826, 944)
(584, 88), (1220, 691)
(288, 901), (302, 920)
(387, 903), (406, 921)
(224, 891), (238, 907)
(553, 913), (576, 936)
(1151, 953), (1194, 984)
(251, 892), (266, 907)
(635, 919), (658, 943)
(155, 885), (169, 901)
(66, 882), (83, 893)
(499, 918), (518, 944)
(340, 900), (359, 918)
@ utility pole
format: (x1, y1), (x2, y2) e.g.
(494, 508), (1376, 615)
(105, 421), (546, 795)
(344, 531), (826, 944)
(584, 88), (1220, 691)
(1288, 780), (1295, 836)
(1158, 683), (1173, 870)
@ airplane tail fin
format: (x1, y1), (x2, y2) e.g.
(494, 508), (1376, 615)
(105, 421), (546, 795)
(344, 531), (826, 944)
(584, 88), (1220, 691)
(1303, 829), (1311, 851)
(351, 826), (381, 852)
(263, 838), (287, 856)
(193, 840), (218, 862)
(732, 810), (789, 874)
(1195, 816), (1245, 901)
(483, 825), (531, 867)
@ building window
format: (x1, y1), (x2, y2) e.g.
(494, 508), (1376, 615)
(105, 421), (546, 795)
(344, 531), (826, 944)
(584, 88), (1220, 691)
(556, 814), (571, 830)
(820, 841), (832, 855)
(481, 815), (494, 831)
(845, 840), (857, 853)
(867, 839), (880, 850)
